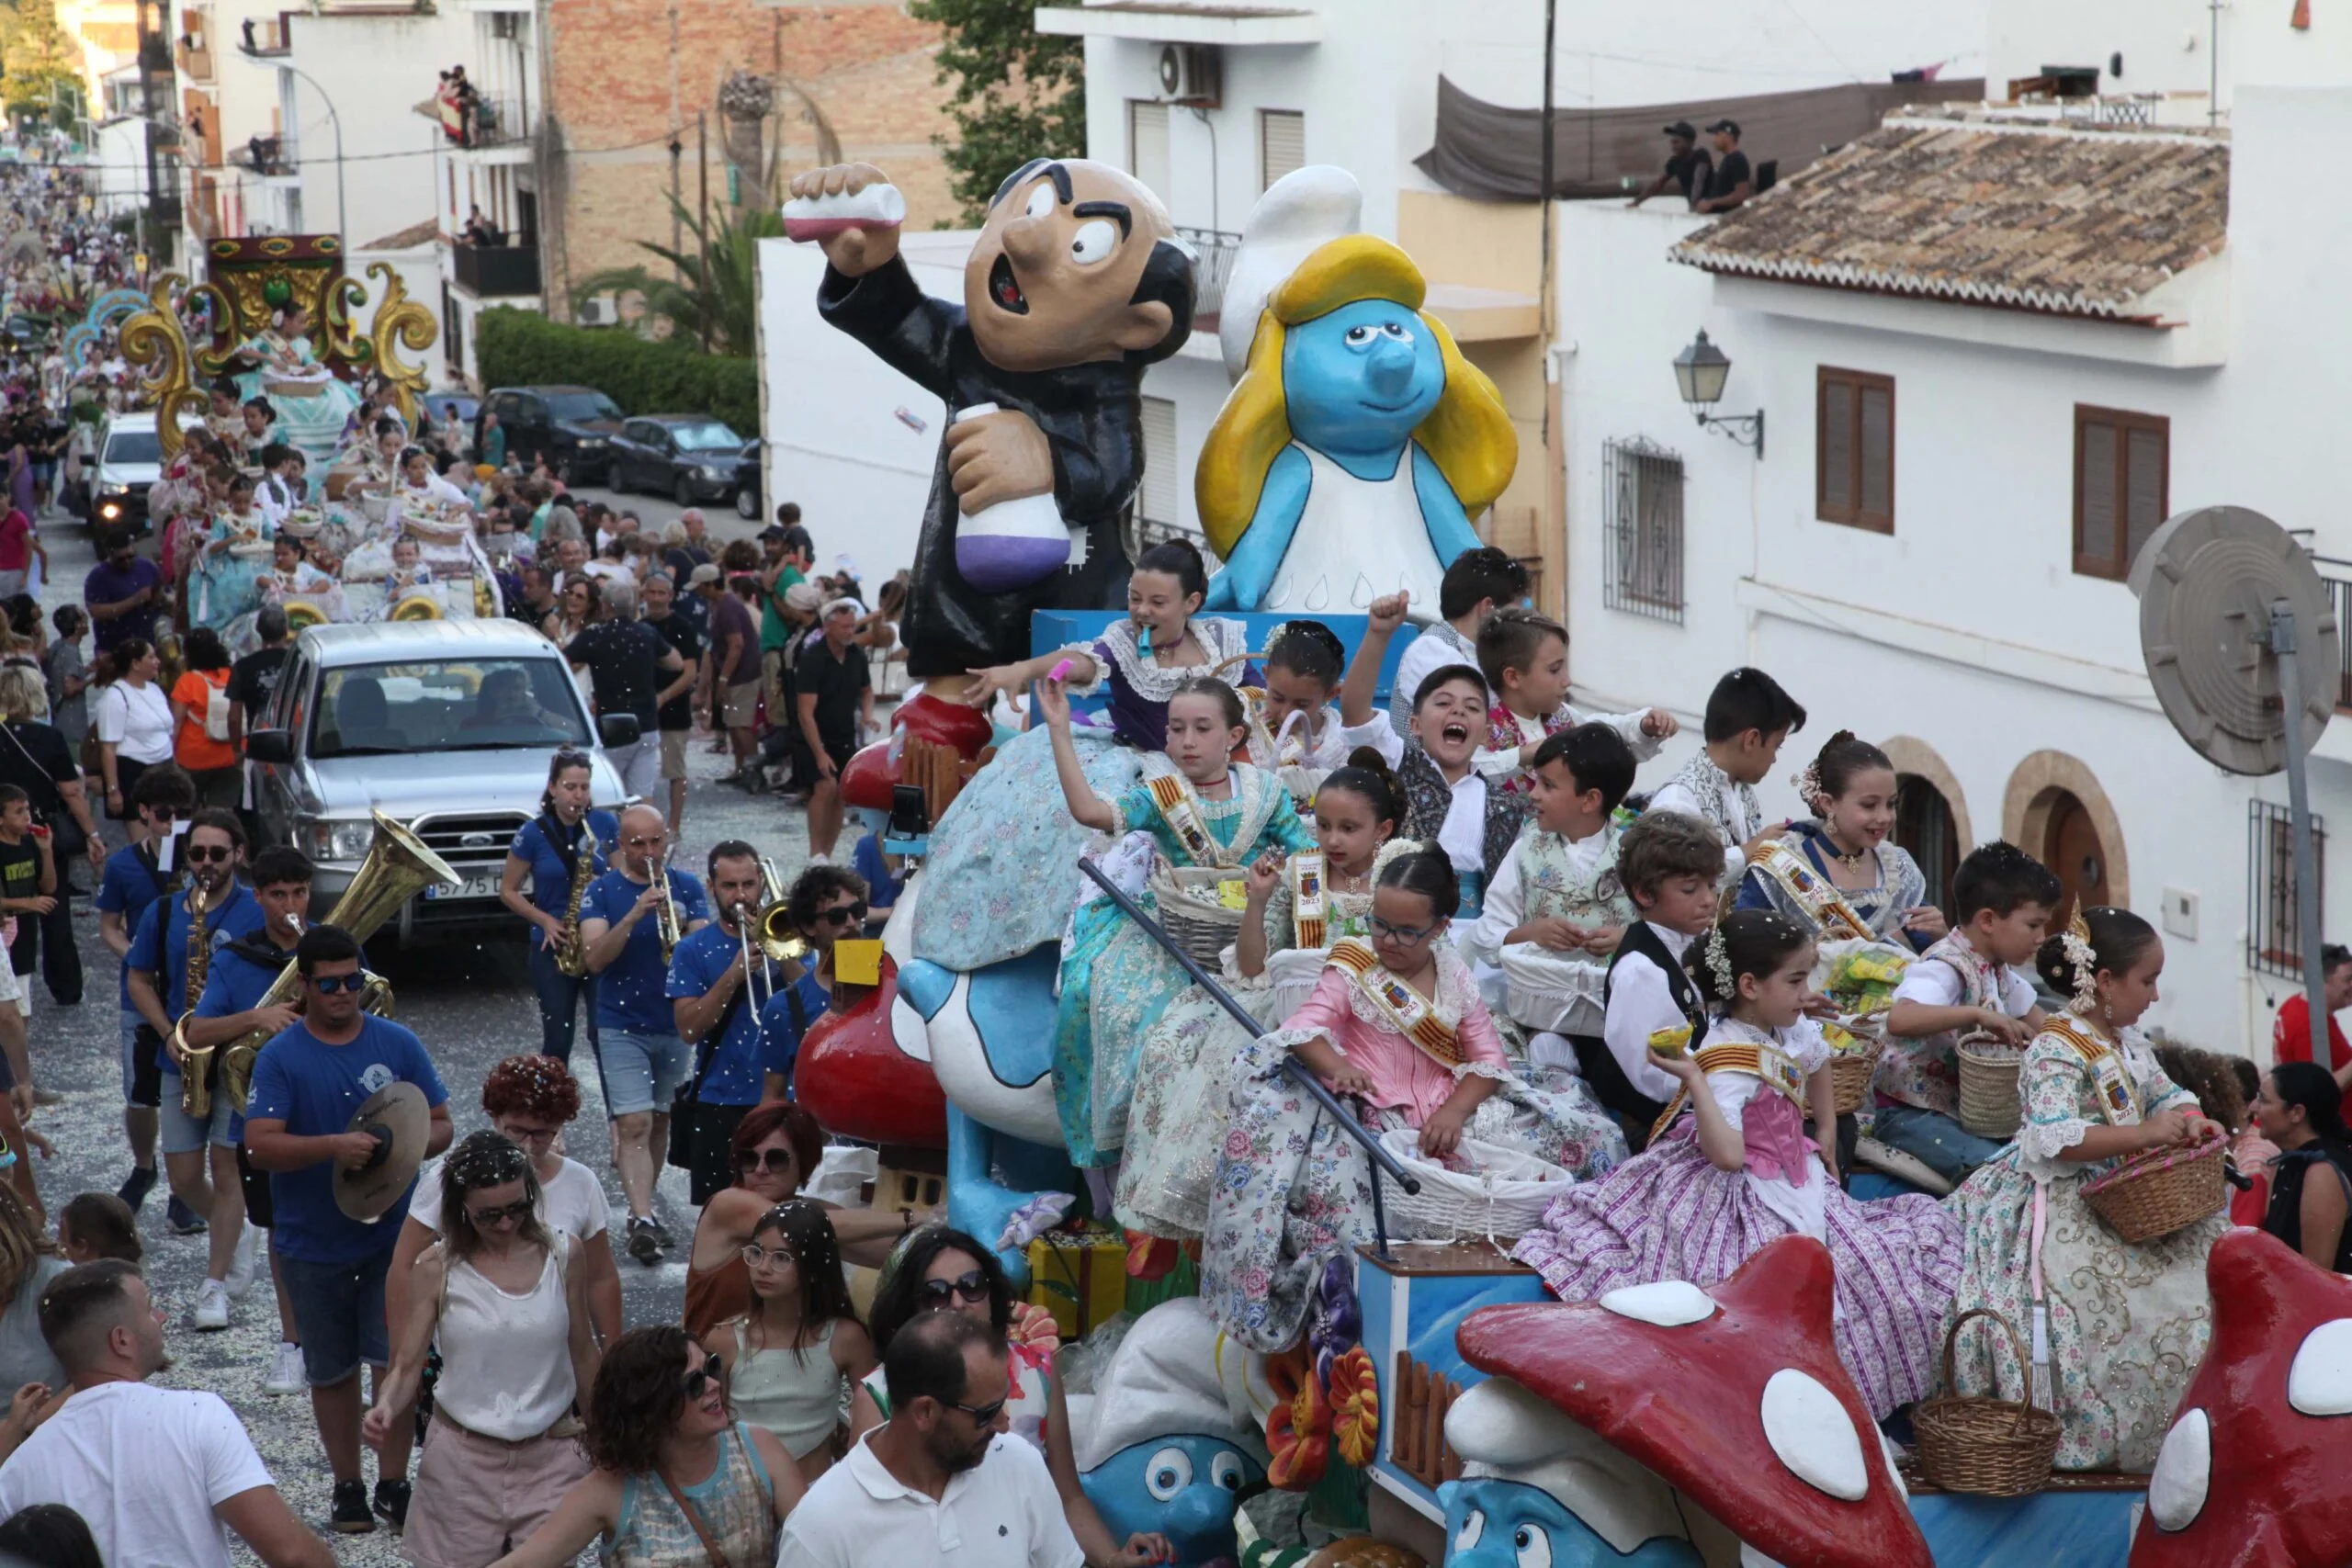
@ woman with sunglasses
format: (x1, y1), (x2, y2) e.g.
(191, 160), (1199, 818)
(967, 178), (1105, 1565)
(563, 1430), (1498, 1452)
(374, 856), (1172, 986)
(489, 1325), (802, 1568)
(366, 1131), (601, 1562)
(680, 1102), (910, 1340)
(703, 1200), (874, 1483)
(845, 1225), (1171, 1568)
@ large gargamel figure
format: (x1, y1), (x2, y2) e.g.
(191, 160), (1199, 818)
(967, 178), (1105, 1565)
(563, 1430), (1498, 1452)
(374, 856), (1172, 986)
(787, 158), (1197, 679)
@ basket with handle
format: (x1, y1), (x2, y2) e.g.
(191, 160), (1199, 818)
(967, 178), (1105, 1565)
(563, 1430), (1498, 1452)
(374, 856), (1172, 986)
(1375, 1128), (1574, 1241)
(1911, 1307), (2062, 1496)
(1149, 863), (1250, 967)
(1826, 1027), (1885, 1118)
(1956, 1031), (2025, 1140)
(2081, 1134), (2228, 1244)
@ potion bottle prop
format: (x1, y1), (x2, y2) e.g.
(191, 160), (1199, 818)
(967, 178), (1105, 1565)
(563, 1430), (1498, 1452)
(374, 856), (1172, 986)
(951, 402), (1072, 592)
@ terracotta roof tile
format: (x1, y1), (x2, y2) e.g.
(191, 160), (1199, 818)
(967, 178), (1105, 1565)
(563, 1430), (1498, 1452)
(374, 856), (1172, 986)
(1671, 107), (2230, 320)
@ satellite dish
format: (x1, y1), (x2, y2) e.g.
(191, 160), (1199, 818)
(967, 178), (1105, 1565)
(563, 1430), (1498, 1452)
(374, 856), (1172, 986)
(2131, 504), (2336, 776)
(2132, 503), (2336, 1061)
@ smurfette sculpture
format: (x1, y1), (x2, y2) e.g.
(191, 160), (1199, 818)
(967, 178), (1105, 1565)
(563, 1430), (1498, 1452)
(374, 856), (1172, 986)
(1197, 233), (1514, 619)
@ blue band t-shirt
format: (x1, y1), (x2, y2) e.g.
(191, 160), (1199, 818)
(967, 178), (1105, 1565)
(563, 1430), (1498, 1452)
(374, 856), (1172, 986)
(664, 924), (796, 1107)
(244, 1014), (447, 1265)
(582, 866), (708, 1033)
(127, 883), (265, 1057)
(95, 843), (174, 1007)
(507, 808), (620, 928)
(756, 972), (831, 1095)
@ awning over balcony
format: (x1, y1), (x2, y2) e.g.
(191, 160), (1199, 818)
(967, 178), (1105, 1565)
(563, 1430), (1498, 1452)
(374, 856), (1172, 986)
(1034, 2), (1319, 46)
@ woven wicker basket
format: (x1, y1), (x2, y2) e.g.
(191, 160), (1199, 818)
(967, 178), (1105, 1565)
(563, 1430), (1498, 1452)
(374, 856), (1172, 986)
(2082, 1135), (2228, 1244)
(1829, 1036), (1884, 1118)
(1149, 863), (1247, 967)
(1912, 1308), (2062, 1496)
(1957, 1032), (2025, 1140)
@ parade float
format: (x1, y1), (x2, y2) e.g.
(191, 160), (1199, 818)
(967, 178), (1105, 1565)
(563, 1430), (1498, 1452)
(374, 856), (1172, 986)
(776, 161), (2346, 1568)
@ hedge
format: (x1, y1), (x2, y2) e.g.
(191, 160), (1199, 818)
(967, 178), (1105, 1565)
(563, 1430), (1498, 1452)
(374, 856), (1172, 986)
(475, 308), (761, 437)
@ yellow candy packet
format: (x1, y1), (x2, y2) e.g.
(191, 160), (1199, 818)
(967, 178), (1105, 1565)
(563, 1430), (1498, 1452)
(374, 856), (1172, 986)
(1216, 878), (1251, 910)
(1647, 1023), (1694, 1058)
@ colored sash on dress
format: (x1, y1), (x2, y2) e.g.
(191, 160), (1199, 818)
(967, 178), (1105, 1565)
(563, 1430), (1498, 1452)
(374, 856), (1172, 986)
(1326, 939), (1463, 1069)
(1754, 840), (1875, 942)
(1290, 852), (1327, 950)
(2045, 1016), (2142, 1125)
(1148, 773), (1230, 867)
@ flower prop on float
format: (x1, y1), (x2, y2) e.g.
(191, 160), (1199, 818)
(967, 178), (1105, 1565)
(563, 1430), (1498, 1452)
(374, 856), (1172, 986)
(2128, 1227), (2352, 1568)
(1446, 1237), (1930, 1568)
(1195, 231), (1512, 620)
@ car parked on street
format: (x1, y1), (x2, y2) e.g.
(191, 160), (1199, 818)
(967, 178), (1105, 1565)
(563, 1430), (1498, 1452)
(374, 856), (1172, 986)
(244, 618), (634, 943)
(733, 439), (763, 520)
(606, 414), (749, 507)
(478, 385), (626, 483)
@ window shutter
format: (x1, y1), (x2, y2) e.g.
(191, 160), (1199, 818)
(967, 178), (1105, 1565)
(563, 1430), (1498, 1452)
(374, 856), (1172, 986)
(1819, 380), (1854, 516)
(1128, 102), (1170, 200)
(2078, 420), (2118, 568)
(1261, 110), (1305, 191)
(1860, 384), (1892, 519)
(2124, 425), (2165, 568)
(1139, 397), (1179, 525)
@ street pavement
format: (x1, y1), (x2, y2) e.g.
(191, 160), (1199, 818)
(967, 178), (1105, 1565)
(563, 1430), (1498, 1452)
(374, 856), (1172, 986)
(28, 510), (829, 1561)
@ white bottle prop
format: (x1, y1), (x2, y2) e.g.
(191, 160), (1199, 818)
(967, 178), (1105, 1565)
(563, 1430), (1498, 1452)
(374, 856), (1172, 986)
(950, 402), (1070, 592)
(781, 181), (907, 243)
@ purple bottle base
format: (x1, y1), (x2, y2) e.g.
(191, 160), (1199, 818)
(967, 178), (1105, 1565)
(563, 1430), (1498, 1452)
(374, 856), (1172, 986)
(956, 534), (1070, 592)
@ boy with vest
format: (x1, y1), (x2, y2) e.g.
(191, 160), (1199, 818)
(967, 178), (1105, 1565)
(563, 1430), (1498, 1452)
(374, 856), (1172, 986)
(1593, 810), (1725, 1150)
(1646, 666), (1806, 887)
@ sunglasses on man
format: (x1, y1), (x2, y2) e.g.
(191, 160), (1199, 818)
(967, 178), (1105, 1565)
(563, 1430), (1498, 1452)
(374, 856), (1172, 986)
(307, 973), (365, 995)
(816, 902), (867, 928)
(184, 843), (235, 864)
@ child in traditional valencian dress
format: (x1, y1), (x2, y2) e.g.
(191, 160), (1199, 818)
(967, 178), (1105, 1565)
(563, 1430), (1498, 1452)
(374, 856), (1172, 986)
(1205, 849), (1624, 1350)
(1876, 842), (2056, 1186)
(1043, 671), (1316, 1168)
(1736, 733), (1942, 953)
(1238, 620), (1354, 803)
(1340, 592), (1526, 917)
(1116, 757), (1402, 1240)
(1512, 909), (1962, 1419)
(1469, 606), (1673, 798)
(1464, 724), (1638, 1075)
(913, 537), (1259, 976)
(1386, 546), (1526, 737)
(1943, 908), (2230, 1470)
(1645, 667), (1807, 888)
(1581, 811), (1724, 1147)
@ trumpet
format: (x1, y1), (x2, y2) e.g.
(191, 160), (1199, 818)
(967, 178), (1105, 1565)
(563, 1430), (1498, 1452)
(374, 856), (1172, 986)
(651, 847), (682, 965)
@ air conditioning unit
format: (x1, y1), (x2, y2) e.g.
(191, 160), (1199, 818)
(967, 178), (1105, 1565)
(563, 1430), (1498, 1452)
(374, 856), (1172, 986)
(1156, 43), (1221, 108)
(575, 296), (618, 328)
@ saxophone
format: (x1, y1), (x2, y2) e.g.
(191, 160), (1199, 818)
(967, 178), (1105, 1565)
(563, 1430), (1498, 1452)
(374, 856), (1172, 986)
(175, 880), (217, 1121)
(552, 820), (595, 979)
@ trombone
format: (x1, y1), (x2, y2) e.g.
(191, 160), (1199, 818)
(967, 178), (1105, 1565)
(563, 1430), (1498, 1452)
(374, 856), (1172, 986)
(738, 857), (805, 1010)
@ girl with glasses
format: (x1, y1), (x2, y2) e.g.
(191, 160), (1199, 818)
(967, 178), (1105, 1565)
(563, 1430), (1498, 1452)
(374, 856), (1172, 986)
(844, 1225), (1169, 1568)
(365, 1131), (602, 1557)
(1204, 845), (1625, 1353)
(488, 1325), (803, 1568)
(701, 1201), (874, 1483)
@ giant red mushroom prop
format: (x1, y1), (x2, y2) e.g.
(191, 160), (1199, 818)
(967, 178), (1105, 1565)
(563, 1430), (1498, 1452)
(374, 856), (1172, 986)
(1456, 1236), (1931, 1568)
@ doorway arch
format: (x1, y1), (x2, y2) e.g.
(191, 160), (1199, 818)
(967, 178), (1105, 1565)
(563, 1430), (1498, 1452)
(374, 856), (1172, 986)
(1882, 737), (1972, 912)
(2004, 750), (2130, 919)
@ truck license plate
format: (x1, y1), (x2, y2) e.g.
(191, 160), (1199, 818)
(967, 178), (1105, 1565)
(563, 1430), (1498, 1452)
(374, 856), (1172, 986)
(424, 873), (502, 901)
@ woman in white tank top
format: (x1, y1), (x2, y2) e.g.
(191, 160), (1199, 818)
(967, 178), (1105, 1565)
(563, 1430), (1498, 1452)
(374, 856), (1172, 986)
(364, 1131), (602, 1568)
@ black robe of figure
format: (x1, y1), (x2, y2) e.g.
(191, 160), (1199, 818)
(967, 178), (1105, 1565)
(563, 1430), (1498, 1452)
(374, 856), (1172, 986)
(818, 256), (1142, 676)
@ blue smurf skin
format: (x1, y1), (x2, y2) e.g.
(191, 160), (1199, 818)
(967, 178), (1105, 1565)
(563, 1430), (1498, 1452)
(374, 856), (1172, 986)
(1081, 1437), (1264, 1566)
(1204, 297), (1479, 611)
(1438, 1478), (1703, 1568)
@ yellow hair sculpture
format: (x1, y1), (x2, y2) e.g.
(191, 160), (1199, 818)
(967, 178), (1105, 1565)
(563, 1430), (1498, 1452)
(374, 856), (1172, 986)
(1194, 234), (1516, 560)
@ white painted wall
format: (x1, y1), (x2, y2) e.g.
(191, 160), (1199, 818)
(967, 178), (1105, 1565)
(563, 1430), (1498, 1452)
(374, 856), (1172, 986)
(285, 9), (469, 248)
(1553, 85), (2352, 1055)
(90, 118), (152, 220)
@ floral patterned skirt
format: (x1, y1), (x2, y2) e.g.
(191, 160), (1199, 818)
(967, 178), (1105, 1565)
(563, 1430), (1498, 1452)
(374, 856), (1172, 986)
(1204, 1038), (1625, 1353)
(910, 724), (1143, 973)
(1115, 982), (1286, 1241)
(1052, 897), (1195, 1168)
(1942, 1152), (2223, 1470)
(1511, 1129), (1962, 1418)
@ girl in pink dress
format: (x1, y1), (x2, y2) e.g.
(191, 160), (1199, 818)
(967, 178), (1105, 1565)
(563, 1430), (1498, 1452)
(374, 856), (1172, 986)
(1512, 908), (1962, 1418)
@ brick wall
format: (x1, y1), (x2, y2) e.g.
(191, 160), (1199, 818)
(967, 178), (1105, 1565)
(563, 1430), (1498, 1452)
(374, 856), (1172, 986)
(544, 0), (957, 311)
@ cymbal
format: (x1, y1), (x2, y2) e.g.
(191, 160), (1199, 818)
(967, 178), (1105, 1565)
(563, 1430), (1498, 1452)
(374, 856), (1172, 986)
(334, 1080), (429, 1224)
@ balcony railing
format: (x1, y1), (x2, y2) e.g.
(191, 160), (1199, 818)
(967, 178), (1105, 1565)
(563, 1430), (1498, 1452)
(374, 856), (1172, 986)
(2317, 556), (2352, 712)
(453, 242), (540, 298)
(232, 134), (296, 178)
(1174, 225), (1239, 329)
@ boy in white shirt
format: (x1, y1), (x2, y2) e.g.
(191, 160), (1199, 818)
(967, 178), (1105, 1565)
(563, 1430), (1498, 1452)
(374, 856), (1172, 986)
(1876, 840), (2056, 1184)
(1467, 724), (1638, 1072)
(1645, 666), (1806, 887)
(1593, 810), (1725, 1149)
(1387, 546), (1527, 738)
(1469, 607), (1674, 799)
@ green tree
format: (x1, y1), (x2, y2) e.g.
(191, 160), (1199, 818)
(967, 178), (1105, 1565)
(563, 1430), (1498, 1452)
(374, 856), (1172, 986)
(909, 0), (1084, 225)
(571, 193), (782, 357)
(0, 0), (79, 119)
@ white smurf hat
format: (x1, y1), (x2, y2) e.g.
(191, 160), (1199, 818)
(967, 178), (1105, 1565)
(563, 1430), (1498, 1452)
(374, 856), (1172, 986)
(1445, 1379), (1691, 1557)
(1077, 1299), (1268, 1472)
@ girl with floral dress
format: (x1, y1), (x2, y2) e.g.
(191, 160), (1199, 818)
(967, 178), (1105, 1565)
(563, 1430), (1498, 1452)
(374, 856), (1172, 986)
(1041, 670), (1317, 1168)
(1735, 732), (1942, 953)
(1942, 907), (2229, 1470)
(1116, 755), (1402, 1239)
(1207, 849), (1625, 1352)
(1511, 908), (1962, 1419)
(910, 536), (1259, 976)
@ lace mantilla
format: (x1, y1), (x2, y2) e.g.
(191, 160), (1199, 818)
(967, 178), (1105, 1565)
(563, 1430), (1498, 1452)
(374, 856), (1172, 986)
(1069, 616), (1253, 703)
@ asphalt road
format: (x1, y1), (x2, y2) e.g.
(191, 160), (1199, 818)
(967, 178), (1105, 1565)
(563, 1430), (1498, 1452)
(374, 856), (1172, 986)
(28, 511), (826, 1562)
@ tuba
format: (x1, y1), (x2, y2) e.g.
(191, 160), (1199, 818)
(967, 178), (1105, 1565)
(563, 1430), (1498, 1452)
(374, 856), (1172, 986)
(206, 813), (459, 1116)
(174, 880), (217, 1120)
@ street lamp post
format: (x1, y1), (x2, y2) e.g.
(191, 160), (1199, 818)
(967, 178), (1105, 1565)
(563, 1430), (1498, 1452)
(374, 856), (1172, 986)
(239, 44), (344, 240)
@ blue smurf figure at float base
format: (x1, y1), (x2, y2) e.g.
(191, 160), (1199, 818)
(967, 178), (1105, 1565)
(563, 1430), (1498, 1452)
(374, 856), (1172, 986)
(1069, 1299), (1272, 1568)
(883, 166), (1516, 1282)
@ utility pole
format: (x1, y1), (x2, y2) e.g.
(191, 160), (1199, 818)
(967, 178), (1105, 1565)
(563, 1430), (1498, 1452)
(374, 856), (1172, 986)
(696, 109), (710, 351)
